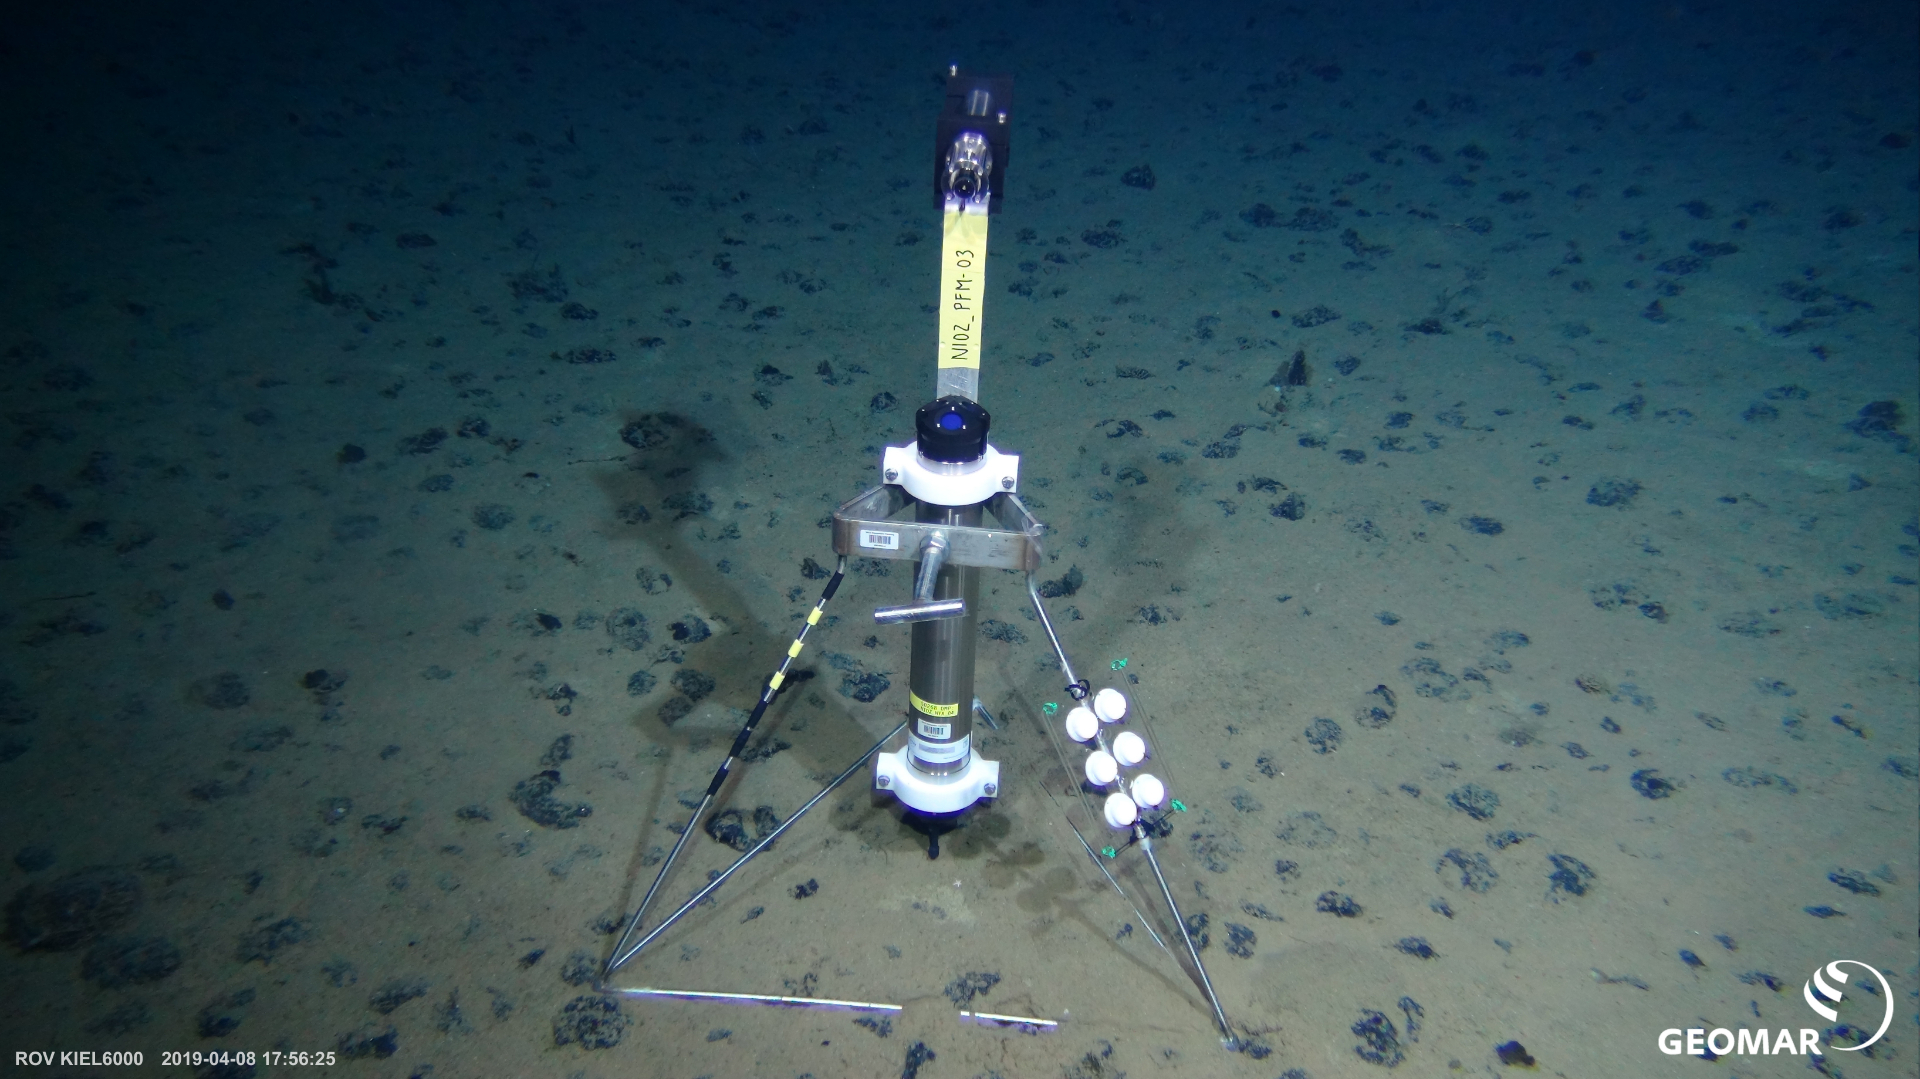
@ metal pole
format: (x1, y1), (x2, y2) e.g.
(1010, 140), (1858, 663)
(1067, 825), (1167, 953)
(605, 720), (907, 976)
(1137, 824), (1235, 1045)
(603, 987), (901, 1013)
(605, 789), (711, 973)
(1025, 572), (1081, 692)
(905, 502), (981, 775)
(606, 559), (848, 974)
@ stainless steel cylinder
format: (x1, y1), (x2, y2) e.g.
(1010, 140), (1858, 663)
(906, 500), (982, 775)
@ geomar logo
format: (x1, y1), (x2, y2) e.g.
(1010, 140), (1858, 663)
(1803, 959), (1895, 1053)
(1657, 958), (1894, 1058)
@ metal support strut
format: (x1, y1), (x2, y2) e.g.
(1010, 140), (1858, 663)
(604, 720), (907, 976)
(1137, 822), (1236, 1046)
(604, 558), (849, 976)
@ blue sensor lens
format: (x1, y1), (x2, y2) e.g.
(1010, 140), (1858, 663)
(940, 412), (963, 430)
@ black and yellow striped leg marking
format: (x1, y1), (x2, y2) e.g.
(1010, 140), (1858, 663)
(704, 556), (847, 799)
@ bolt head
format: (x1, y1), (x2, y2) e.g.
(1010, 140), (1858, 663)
(885, 469), (900, 482)
(1000, 476), (1014, 489)
(876, 775), (891, 788)
(982, 783), (998, 796)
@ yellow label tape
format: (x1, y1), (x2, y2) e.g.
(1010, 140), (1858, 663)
(909, 689), (961, 718)
(938, 209), (989, 371)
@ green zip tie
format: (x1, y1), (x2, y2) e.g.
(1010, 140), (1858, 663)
(1101, 846), (1118, 858)
(1110, 657), (1128, 670)
(1042, 702), (1058, 716)
(1170, 799), (1188, 812)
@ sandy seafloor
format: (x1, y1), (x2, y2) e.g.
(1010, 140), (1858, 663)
(0, 1), (1915, 1077)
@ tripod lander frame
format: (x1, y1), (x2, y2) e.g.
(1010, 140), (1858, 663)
(596, 67), (1239, 1050)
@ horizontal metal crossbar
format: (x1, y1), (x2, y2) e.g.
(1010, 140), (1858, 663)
(831, 486), (1044, 573)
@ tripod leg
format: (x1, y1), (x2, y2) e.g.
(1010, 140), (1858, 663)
(604, 720), (906, 977)
(605, 560), (849, 975)
(1138, 824), (1236, 1046)
(604, 789), (712, 975)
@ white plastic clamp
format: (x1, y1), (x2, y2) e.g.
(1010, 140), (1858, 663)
(882, 442), (1020, 507)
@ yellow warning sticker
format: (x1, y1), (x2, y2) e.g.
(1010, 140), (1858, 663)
(909, 689), (960, 718)
(938, 209), (989, 371)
